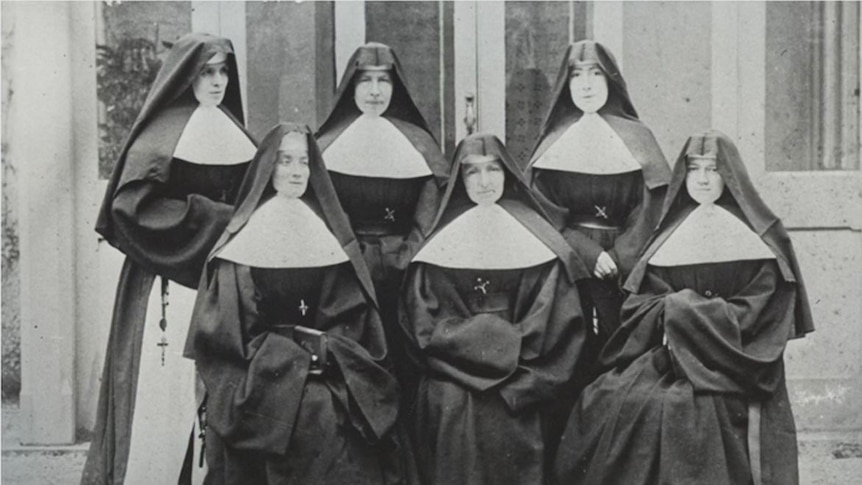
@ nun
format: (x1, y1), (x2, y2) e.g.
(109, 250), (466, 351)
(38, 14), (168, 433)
(185, 123), (402, 484)
(400, 133), (588, 485)
(316, 42), (449, 377)
(524, 40), (671, 390)
(554, 130), (814, 485)
(84, 32), (256, 485)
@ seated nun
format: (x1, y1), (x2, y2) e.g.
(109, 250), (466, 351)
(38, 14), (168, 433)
(399, 133), (589, 485)
(185, 123), (401, 485)
(553, 130), (814, 485)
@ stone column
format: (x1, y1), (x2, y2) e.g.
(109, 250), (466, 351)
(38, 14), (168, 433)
(11, 1), (77, 445)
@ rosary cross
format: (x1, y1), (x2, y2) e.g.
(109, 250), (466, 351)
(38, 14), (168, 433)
(299, 299), (308, 317)
(157, 335), (168, 366)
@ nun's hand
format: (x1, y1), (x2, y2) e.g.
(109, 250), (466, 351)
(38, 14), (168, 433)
(594, 251), (618, 280)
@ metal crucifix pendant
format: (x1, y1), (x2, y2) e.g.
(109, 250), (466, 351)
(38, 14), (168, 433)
(299, 299), (308, 317)
(157, 277), (170, 367)
(384, 207), (396, 222)
(594, 205), (609, 219)
(473, 277), (490, 295)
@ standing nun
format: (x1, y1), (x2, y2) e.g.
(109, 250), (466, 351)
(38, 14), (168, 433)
(316, 42), (449, 377)
(83, 33), (256, 485)
(554, 130), (814, 485)
(524, 41), (671, 418)
(401, 133), (588, 485)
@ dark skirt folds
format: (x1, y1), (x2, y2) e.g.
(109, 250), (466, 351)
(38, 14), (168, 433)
(554, 260), (801, 485)
(412, 379), (544, 485)
(401, 262), (585, 485)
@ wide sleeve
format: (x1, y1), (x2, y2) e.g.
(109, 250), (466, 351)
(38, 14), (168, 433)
(187, 261), (399, 455)
(608, 183), (666, 278)
(111, 179), (234, 288)
(400, 263), (523, 392)
(663, 260), (793, 397)
(315, 264), (401, 442)
(187, 260), (314, 454)
(497, 263), (586, 413)
(600, 269), (674, 369)
(400, 262), (585, 413)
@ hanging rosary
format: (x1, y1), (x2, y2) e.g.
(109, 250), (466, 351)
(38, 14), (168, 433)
(157, 276), (169, 366)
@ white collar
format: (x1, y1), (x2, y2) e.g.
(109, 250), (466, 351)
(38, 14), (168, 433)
(413, 203), (556, 269)
(533, 113), (641, 174)
(218, 196), (349, 268)
(322, 114), (432, 178)
(649, 204), (775, 266)
(173, 105), (256, 166)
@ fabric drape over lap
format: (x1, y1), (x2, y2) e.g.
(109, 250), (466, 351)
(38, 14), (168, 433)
(400, 134), (587, 485)
(553, 130), (814, 485)
(185, 124), (401, 485)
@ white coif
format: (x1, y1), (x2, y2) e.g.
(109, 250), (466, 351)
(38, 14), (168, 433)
(218, 196), (349, 268)
(532, 113), (641, 174)
(650, 203), (776, 266)
(323, 114), (433, 178)
(413, 203), (556, 269)
(173, 105), (256, 165)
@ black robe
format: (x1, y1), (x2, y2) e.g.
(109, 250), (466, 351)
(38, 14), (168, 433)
(554, 259), (800, 485)
(523, 40), (672, 460)
(190, 260), (400, 485)
(553, 130), (814, 485)
(83, 33), (254, 485)
(316, 44), (449, 383)
(185, 123), (403, 485)
(525, 41), (671, 280)
(404, 259), (583, 485)
(400, 134), (587, 485)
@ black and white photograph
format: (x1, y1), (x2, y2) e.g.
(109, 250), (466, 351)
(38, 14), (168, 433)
(1, 1), (861, 484)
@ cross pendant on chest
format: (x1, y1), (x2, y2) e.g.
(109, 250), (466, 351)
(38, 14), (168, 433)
(157, 336), (169, 366)
(299, 299), (308, 317)
(595, 205), (609, 219)
(384, 207), (396, 222)
(473, 277), (490, 295)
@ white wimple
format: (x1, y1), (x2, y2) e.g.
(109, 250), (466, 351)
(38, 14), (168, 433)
(218, 196), (349, 268)
(650, 203), (775, 266)
(413, 203), (556, 269)
(173, 105), (256, 165)
(323, 114), (432, 178)
(533, 113), (641, 174)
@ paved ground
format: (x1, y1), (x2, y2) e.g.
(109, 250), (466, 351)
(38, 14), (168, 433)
(2, 405), (861, 484)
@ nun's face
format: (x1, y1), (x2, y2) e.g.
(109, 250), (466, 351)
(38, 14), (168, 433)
(273, 133), (310, 198)
(354, 69), (393, 117)
(462, 158), (505, 206)
(569, 62), (608, 114)
(192, 52), (229, 107)
(685, 156), (725, 205)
